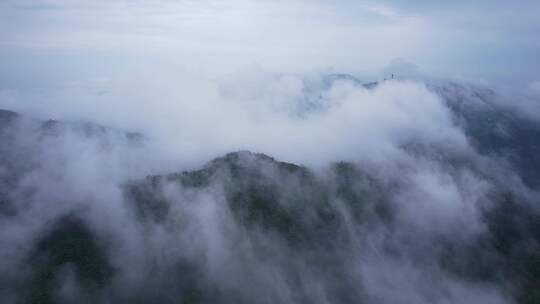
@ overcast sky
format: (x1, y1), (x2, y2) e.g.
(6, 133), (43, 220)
(0, 0), (539, 90)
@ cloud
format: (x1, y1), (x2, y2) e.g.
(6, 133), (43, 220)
(2, 68), (537, 303)
(0, 2), (539, 303)
(529, 81), (540, 96)
(381, 58), (421, 79)
(0, 67), (471, 170)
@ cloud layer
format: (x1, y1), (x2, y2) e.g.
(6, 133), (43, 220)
(1, 73), (539, 303)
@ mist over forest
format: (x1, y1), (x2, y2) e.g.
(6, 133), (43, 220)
(1, 1), (539, 304)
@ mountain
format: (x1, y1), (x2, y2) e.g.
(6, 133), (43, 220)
(340, 78), (540, 188)
(11, 149), (536, 304)
(0, 77), (539, 304)
(429, 82), (540, 188)
(121, 151), (538, 304)
(0, 109), (143, 217)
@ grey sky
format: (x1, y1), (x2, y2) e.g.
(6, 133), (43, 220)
(0, 0), (539, 89)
